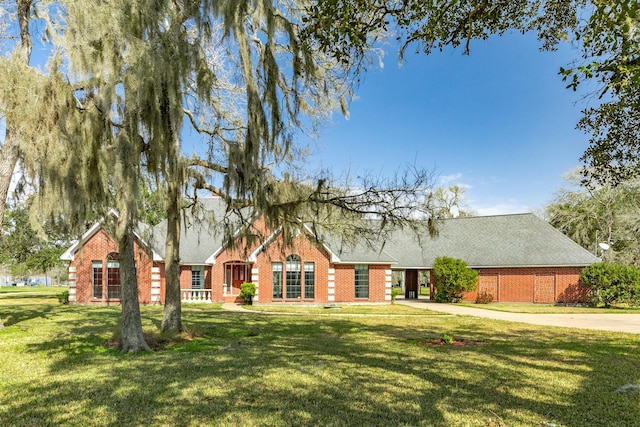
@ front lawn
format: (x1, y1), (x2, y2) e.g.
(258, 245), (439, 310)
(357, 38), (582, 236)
(245, 303), (438, 315)
(0, 285), (67, 296)
(1, 294), (639, 426)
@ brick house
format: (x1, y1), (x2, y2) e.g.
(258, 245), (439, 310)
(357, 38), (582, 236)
(382, 214), (599, 303)
(61, 197), (598, 305)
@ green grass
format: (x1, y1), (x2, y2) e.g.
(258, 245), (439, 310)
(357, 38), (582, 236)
(459, 302), (640, 314)
(245, 303), (439, 315)
(1, 293), (639, 426)
(0, 285), (67, 296)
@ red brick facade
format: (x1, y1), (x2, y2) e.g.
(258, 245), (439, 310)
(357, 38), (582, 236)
(457, 267), (589, 303)
(67, 224), (588, 306)
(67, 225), (393, 305)
(67, 229), (155, 305)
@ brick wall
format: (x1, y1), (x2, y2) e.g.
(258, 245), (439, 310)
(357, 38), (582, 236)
(252, 232), (331, 303)
(460, 266), (587, 303)
(333, 263), (388, 303)
(70, 224), (588, 306)
(211, 227), (392, 304)
(69, 229), (154, 305)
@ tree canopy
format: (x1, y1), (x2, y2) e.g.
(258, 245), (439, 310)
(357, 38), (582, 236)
(0, 203), (69, 277)
(545, 170), (640, 266)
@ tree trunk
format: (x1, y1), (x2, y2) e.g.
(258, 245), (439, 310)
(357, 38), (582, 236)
(0, 130), (19, 230)
(0, 0), (33, 230)
(161, 177), (182, 332)
(160, 89), (184, 332)
(117, 170), (150, 353)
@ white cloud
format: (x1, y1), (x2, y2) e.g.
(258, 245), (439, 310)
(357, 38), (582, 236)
(438, 173), (463, 186)
(437, 173), (472, 189)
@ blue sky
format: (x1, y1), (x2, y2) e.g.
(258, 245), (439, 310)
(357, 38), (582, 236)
(305, 33), (591, 216)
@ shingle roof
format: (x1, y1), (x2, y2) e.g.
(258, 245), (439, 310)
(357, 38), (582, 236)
(149, 197), (243, 264)
(321, 239), (398, 264)
(379, 213), (599, 268)
(143, 200), (598, 268)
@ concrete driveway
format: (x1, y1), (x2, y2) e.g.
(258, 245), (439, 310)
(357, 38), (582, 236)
(396, 299), (640, 334)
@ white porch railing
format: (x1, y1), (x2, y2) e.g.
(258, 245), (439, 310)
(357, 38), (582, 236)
(181, 289), (212, 303)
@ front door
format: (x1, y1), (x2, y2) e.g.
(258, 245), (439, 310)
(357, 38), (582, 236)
(226, 264), (247, 295)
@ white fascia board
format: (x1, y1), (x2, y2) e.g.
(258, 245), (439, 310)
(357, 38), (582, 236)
(60, 208), (160, 262)
(59, 220), (104, 261)
(301, 224), (342, 263)
(467, 263), (593, 269)
(205, 246), (225, 265)
(247, 226), (283, 263)
(332, 260), (398, 265)
(60, 240), (79, 261)
(205, 223), (248, 264)
(327, 251), (342, 263)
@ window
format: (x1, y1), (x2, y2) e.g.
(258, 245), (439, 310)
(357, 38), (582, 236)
(225, 265), (232, 293)
(355, 264), (369, 298)
(191, 266), (204, 290)
(304, 262), (315, 299)
(92, 261), (103, 299)
(106, 253), (121, 299)
(286, 255), (301, 299)
(272, 263), (283, 299)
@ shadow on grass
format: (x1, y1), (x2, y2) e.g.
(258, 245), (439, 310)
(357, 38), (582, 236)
(2, 304), (640, 426)
(0, 300), (56, 327)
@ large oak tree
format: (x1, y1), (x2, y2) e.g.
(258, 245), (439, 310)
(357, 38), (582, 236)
(7, 1), (434, 352)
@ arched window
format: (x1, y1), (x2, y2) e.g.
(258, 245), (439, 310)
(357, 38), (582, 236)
(106, 252), (121, 299)
(285, 255), (301, 299)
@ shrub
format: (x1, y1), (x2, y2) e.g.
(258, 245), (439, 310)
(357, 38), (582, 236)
(239, 282), (256, 305)
(580, 262), (640, 307)
(441, 334), (453, 344)
(391, 287), (403, 302)
(432, 256), (478, 303)
(475, 290), (494, 304)
(57, 290), (70, 304)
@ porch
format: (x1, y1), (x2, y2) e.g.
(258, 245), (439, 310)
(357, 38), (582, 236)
(181, 283), (248, 303)
(180, 261), (250, 303)
(181, 289), (213, 303)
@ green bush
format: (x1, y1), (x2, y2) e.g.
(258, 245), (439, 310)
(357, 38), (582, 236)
(580, 262), (640, 307)
(239, 282), (256, 305)
(57, 290), (70, 304)
(432, 256), (478, 303)
(391, 287), (403, 302)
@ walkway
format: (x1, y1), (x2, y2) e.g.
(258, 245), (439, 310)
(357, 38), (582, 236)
(221, 302), (252, 312)
(396, 299), (640, 334)
(220, 300), (640, 334)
